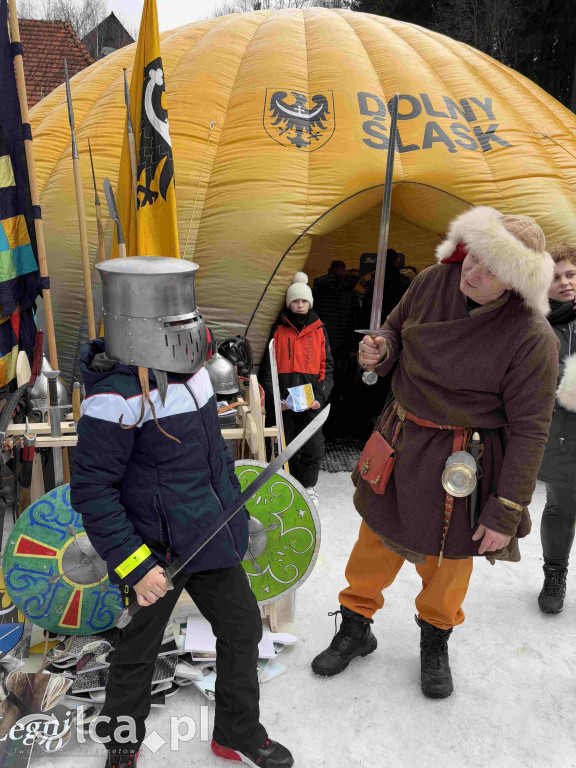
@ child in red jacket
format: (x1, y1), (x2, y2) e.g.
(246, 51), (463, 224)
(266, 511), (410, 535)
(261, 273), (334, 507)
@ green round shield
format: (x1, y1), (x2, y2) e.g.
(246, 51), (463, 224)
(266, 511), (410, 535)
(3, 484), (123, 635)
(235, 460), (321, 605)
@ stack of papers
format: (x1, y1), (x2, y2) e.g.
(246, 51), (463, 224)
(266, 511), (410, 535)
(183, 614), (296, 699)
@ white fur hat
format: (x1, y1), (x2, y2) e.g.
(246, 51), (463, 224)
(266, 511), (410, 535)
(435, 206), (554, 314)
(286, 272), (313, 307)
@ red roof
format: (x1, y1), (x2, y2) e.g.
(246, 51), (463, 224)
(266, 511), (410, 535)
(18, 19), (94, 108)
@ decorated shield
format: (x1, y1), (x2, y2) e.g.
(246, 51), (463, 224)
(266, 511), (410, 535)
(235, 460), (320, 605)
(0, 570), (24, 654)
(3, 485), (122, 635)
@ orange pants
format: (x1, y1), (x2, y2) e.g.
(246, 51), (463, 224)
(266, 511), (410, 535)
(339, 522), (473, 630)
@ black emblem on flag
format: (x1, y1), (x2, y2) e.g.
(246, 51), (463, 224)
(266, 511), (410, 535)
(263, 89), (335, 151)
(137, 57), (175, 208)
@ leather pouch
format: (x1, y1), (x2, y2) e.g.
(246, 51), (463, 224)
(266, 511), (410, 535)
(357, 430), (396, 495)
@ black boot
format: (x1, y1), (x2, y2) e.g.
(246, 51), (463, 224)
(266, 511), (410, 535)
(311, 605), (377, 677)
(212, 737), (294, 768)
(538, 564), (568, 614)
(105, 753), (138, 768)
(415, 615), (454, 699)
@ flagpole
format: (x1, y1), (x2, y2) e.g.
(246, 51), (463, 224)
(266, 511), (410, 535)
(64, 59), (96, 341)
(7, 0), (59, 369)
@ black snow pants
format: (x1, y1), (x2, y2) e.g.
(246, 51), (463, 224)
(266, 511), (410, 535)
(541, 483), (576, 567)
(282, 406), (325, 488)
(97, 565), (266, 756)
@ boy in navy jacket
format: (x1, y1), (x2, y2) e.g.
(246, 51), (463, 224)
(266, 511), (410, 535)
(70, 257), (293, 768)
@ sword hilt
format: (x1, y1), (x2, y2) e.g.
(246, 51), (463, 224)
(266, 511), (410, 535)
(356, 330), (384, 386)
(114, 569), (174, 628)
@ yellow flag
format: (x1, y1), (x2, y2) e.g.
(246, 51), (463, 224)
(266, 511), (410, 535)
(113, 0), (179, 258)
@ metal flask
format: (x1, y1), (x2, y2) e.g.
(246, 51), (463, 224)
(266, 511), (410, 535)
(441, 451), (477, 497)
(96, 257), (208, 374)
(204, 350), (239, 396)
(27, 354), (71, 422)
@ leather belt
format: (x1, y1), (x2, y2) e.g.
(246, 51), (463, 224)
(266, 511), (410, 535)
(394, 402), (470, 566)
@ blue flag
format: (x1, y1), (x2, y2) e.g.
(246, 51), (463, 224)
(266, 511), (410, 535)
(0, 0), (39, 386)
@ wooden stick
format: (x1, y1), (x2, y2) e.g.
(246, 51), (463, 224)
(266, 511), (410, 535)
(65, 60), (96, 340)
(72, 159), (96, 338)
(249, 374), (267, 461)
(8, 0), (59, 369)
(72, 382), (81, 422)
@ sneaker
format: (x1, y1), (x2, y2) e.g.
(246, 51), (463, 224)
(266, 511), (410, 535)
(212, 738), (294, 768)
(305, 486), (319, 509)
(538, 564), (568, 614)
(311, 605), (377, 676)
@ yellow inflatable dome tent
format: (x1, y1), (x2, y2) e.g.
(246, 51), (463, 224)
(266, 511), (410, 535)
(30, 8), (576, 377)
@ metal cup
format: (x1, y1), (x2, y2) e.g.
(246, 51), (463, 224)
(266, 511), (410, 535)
(441, 451), (477, 497)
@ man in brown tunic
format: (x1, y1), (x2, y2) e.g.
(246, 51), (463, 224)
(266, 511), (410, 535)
(311, 206), (559, 698)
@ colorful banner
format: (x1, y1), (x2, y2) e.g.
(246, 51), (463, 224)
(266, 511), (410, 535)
(0, 0), (39, 387)
(113, 0), (180, 259)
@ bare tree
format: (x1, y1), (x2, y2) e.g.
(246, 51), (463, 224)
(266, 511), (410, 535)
(211, 0), (315, 16)
(17, 0), (108, 39)
(433, 0), (543, 69)
(271, 0), (313, 7)
(17, 0), (39, 18)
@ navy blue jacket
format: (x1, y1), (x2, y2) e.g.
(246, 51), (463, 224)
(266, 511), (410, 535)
(70, 339), (248, 588)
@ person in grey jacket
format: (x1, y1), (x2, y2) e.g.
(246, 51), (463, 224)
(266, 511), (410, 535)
(538, 245), (576, 613)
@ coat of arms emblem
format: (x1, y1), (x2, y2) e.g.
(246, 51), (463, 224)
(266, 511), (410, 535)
(263, 89), (335, 152)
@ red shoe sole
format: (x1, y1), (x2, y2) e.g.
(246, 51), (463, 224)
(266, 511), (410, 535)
(211, 740), (243, 762)
(211, 740), (260, 768)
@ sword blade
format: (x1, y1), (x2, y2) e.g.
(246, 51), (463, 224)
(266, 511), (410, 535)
(103, 177), (125, 245)
(114, 404), (330, 628)
(369, 93), (399, 332)
(88, 138), (100, 205)
(268, 339), (288, 470)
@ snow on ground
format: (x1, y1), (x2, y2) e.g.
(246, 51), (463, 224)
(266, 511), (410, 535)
(30, 475), (575, 768)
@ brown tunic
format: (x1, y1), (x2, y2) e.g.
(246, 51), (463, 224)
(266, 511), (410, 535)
(353, 263), (559, 563)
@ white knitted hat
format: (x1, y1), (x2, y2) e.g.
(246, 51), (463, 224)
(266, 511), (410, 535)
(286, 272), (313, 307)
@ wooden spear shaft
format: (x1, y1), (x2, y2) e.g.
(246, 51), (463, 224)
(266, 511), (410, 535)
(64, 59), (96, 340)
(8, 0), (59, 369)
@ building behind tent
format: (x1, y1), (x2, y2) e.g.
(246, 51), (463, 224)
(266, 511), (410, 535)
(18, 19), (93, 108)
(82, 12), (134, 60)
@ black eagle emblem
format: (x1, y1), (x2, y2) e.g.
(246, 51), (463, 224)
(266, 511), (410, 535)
(137, 57), (175, 209)
(268, 91), (332, 149)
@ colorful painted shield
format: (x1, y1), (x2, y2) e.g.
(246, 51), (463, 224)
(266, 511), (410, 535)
(3, 485), (122, 635)
(235, 460), (320, 605)
(0, 571), (24, 654)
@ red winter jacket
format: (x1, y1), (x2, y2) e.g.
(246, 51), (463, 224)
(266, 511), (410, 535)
(261, 309), (334, 408)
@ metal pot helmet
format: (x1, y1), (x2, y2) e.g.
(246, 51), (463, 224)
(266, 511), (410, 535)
(217, 336), (254, 378)
(204, 350), (239, 396)
(96, 257), (208, 373)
